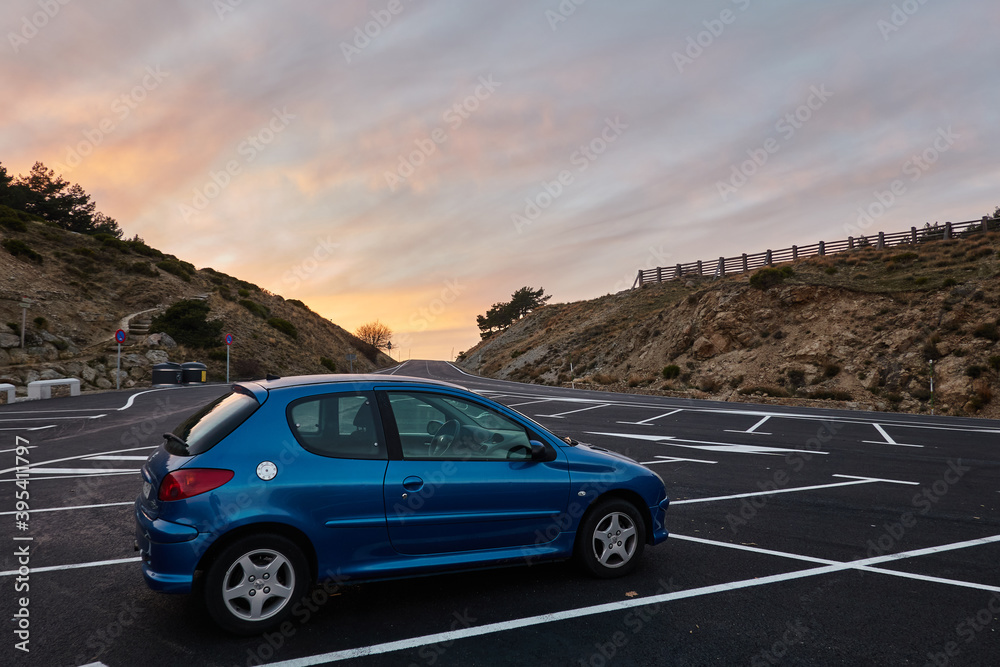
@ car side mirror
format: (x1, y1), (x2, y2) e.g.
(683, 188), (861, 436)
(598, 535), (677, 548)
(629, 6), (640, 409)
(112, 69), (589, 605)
(529, 440), (554, 462)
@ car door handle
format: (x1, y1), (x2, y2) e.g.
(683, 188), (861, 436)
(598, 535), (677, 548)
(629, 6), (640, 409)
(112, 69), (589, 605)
(402, 476), (424, 492)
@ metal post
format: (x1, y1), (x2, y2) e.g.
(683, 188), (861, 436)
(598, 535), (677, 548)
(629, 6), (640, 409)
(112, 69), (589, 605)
(116, 343), (121, 390)
(226, 346), (230, 384)
(929, 360), (934, 415)
(20, 305), (26, 349)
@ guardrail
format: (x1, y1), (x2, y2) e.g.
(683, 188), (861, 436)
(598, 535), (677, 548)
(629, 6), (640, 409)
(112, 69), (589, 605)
(633, 217), (999, 289)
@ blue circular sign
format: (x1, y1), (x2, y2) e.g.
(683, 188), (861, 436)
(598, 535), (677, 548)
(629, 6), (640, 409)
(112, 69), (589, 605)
(115, 329), (127, 343)
(225, 333), (234, 346)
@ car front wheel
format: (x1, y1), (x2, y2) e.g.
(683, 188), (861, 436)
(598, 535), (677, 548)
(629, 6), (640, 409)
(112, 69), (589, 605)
(575, 499), (646, 578)
(204, 534), (309, 635)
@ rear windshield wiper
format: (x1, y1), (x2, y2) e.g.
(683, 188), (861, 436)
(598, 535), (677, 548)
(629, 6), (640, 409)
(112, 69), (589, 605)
(163, 432), (189, 453)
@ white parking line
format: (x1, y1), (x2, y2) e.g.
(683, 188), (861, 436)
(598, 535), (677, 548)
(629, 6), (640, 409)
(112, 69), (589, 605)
(258, 533), (1000, 666)
(0, 445), (156, 476)
(14, 467), (141, 475)
(863, 423), (924, 447)
(670, 475), (918, 505)
(507, 399), (556, 408)
(0, 556), (141, 578)
(0, 414), (105, 423)
(640, 456), (717, 465)
(85, 455), (150, 461)
(0, 501), (133, 516)
(724, 415), (772, 435)
(537, 404), (610, 419)
(617, 409), (683, 426)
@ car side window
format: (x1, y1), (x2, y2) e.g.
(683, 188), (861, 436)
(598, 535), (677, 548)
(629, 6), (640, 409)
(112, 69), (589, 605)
(287, 392), (386, 460)
(387, 391), (534, 460)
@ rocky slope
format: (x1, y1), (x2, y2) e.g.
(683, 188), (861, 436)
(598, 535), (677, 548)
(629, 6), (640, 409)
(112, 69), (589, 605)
(460, 230), (1000, 418)
(0, 216), (392, 396)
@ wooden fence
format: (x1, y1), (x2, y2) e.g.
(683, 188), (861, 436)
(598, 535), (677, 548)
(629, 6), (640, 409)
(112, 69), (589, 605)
(633, 217), (1000, 289)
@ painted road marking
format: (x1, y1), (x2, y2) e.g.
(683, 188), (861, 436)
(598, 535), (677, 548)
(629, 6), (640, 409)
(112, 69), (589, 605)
(0, 557), (141, 578)
(255, 533), (1000, 666)
(640, 455), (717, 465)
(0, 445), (156, 476)
(0, 414), (106, 423)
(671, 475), (918, 505)
(863, 423), (924, 447)
(85, 455), (150, 461)
(724, 415), (772, 435)
(0, 471), (138, 482)
(507, 398), (556, 408)
(14, 467), (141, 475)
(537, 404), (611, 419)
(587, 431), (829, 456)
(0, 501), (133, 516)
(617, 409), (683, 426)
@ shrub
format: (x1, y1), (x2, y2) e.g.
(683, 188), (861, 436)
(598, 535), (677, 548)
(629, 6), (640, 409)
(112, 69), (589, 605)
(738, 385), (789, 398)
(267, 317), (298, 339)
(966, 365), (985, 379)
(123, 261), (159, 277)
(208, 350), (228, 362)
(2, 238), (42, 263)
(148, 300), (223, 348)
(914, 276), (928, 285)
(922, 341), (942, 361)
(823, 363), (841, 378)
(911, 388), (932, 401)
(239, 299), (270, 319)
(989, 355), (1000, 371)
(0, 214), (27, 232)
(320, 357), (337, 372)
(824, 266), (838, 275)
(238, 288), (250, 298)
(786, 368), (806, 387)
(33, 316), (47, 329)
(233, 357), (265, 380)
(218, 287), (236, 302)
(156, 259), (191, 282)
(662, 364), (680, 379)
(125, 238), (163, 258)
(942, 277), (958, 287)
(973, 322), (1000, 341)
(287, 299), (310, 311)
(807, 389), (852, 401)
(749, 266), (793, 289)
(592, 373), (617, 385)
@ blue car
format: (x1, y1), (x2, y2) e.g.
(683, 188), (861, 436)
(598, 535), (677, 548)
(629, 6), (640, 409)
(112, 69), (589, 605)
(135, 375), (670, 634)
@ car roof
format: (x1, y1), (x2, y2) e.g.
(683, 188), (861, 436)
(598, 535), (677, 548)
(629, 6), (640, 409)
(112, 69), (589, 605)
(236, 373), (467, 394)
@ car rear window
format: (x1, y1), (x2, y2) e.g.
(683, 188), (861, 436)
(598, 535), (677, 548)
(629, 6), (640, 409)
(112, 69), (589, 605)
(168, 390), (260, 456)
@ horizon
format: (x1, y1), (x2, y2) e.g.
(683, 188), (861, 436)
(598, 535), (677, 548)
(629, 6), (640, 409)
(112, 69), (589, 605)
(3, 1), (997, 360)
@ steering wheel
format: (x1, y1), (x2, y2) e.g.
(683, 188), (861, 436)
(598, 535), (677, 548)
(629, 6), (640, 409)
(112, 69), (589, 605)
(430, 420), (461, 457)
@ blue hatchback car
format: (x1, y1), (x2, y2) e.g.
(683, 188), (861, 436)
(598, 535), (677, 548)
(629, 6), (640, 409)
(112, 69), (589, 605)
(135, 375), (669, 634)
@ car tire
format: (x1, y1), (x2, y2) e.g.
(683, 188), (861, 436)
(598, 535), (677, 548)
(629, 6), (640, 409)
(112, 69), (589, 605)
(204, 534), (310, 635)
(575, 499), (646, 578)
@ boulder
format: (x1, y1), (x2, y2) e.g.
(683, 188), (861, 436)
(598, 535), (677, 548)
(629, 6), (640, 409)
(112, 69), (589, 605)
(146, 350), (170, 364)
(39, 369), (63, 380)
(81, 365), (97, 383)
(0, 333), (21, 348)
(122, 353), (148, 369)
(96, 378), (113, 389)
(146, 332), (177, 349)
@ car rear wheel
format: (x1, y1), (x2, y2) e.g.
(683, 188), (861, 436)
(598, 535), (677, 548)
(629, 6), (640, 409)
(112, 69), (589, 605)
(204, 534), (309, 635)
(575, 499), (646, 578)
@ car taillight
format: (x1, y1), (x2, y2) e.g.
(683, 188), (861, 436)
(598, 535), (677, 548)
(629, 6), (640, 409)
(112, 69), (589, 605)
(158, 469), (234, 501)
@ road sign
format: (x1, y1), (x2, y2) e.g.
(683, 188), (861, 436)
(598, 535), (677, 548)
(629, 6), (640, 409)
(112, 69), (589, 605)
(225, 333), (234, 346)
(115, 329), (127, 343)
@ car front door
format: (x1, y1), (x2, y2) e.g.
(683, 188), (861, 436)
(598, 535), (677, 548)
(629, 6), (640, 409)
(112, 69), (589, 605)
(378, 389), (571, 555)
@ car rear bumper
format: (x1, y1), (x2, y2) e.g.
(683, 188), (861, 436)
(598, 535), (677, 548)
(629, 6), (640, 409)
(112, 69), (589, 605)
(134, 498), (206, 594)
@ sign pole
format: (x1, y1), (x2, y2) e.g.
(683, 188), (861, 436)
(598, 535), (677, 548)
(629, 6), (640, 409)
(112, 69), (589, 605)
(224, 333), (233, 383)
(117, 343), (121, 390)
(19, 298), (29, 348)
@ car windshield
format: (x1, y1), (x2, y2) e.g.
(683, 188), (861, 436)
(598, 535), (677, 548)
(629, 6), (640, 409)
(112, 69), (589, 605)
(168, 390), (260, 456)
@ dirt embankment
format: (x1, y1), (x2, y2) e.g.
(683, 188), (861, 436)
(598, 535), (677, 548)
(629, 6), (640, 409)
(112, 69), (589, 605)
(460, 233), (1000, 418)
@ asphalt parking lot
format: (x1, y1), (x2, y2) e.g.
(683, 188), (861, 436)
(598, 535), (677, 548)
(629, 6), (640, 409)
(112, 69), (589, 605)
(2, 361), (998, 666)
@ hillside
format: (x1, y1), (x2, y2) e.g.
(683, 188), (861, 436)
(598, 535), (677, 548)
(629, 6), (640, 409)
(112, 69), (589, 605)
(459, 225), (1000, 418)
(0, 210), (393, 395)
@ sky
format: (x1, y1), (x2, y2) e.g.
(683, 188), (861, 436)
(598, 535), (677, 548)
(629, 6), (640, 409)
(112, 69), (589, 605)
(2, 0), (998, 360)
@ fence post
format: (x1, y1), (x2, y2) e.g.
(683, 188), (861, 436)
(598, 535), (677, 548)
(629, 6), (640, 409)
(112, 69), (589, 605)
(656, 266), (663, 283)
(911, 226), (917, 243)
(792, 245), (798, 260)
(944, 222), (952, 240)
(717, 257), (725, 278)
(984, 216), (991, 233)
(877, 232), (885, 249)
(696, 260), (703, 276)
(765, 249), (772, 266)
(675, 263), (682, 278)
(742, 253), (748, 273)
(818, 241), (825, 256)
(848, 236), (854, 249)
